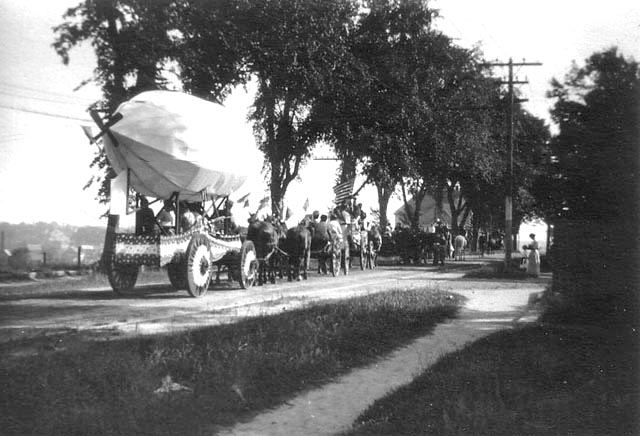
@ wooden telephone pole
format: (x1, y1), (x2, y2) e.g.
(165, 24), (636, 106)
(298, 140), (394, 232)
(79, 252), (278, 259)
(483, 58), (541, 270)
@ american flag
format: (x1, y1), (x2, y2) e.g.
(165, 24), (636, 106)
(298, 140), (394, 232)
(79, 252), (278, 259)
(333, 177), (355, 204)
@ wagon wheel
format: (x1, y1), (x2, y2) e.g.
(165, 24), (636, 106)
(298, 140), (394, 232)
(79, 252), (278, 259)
(167, 258), (187, 290)
(107, 256), (139, 295)
(238, 241), (257, 289)
(185, 234), (213, 298)
(330, 244), (341, 277)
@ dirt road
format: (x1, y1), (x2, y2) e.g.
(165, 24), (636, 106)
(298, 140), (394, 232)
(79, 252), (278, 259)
(0, 257), (549, 435)
(1, 262), (496, 344)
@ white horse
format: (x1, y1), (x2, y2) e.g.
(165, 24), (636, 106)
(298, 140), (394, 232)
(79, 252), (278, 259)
(454, 234), (467, 261)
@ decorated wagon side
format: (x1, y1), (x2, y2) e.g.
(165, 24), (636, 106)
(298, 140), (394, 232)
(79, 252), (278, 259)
(92, 91), (259, 297)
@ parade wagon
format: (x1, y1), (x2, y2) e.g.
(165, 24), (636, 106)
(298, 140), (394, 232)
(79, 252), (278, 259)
(91, 91), (258, 297)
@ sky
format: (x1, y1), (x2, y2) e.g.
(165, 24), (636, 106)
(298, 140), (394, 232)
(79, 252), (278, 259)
(0, 0), (638, 228)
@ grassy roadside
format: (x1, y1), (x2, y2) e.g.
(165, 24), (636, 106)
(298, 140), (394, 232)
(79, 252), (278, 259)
(0, 287), (463, 436)
(342, 322), (639, 436)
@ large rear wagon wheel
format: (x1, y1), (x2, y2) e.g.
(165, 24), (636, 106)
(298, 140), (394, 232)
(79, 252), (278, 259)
(186, 234), (213, 298)
(238, 241), (257, 289)
(107, 257), (139, 295)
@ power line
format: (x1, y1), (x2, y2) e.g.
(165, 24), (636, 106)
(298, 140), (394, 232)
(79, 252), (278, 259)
(0, 89), (93, 108)
(0, 82), (97, 105)
(0, 102), (92, 123)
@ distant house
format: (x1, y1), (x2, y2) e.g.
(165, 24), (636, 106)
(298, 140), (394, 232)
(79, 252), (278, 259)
(394, 195), (452, 230)
(26, 244), (44, 265)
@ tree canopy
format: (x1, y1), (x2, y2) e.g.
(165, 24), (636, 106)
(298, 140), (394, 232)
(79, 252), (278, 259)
(54, 0), (552, 230)
(545, 47), (639, 223)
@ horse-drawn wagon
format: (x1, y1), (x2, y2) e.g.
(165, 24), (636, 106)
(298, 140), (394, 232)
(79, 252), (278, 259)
(345, 221), (371, 270)
(92, 91), (259, 297)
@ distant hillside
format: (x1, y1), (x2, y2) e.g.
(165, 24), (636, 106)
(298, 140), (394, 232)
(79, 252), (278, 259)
(0, 222), (105, 250)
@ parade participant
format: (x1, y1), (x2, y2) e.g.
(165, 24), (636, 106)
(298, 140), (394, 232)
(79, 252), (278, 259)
(523, 233), (541, 277)
(328, 212), (343, 245)
(179, 202), (197, 233)
(157, 200), (175, 235)
(135, 195), (156, 235)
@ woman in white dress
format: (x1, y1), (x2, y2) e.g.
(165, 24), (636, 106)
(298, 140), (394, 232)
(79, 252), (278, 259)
(523, 233), (540, 277)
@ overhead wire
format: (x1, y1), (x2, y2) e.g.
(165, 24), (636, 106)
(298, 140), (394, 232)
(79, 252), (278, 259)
(0, 102), (92, 123)
(0, 81), (98, 105)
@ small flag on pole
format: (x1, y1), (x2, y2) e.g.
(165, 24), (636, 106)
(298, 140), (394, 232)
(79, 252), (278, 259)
(236, 192), (251, 208)
(81, 125), (94, 141)
(333, 178), (355, 204)
(258, 196), (270, 209)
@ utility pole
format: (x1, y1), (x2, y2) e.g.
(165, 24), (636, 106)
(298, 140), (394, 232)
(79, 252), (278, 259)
(483, 58), (541, 270)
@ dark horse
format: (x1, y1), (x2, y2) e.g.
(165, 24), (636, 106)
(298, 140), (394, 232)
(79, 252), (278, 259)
(423, 232), (447, 266)
(283, 223), (311, 281)
(303, 218), (333, 274)
(246, 217), (280, 285)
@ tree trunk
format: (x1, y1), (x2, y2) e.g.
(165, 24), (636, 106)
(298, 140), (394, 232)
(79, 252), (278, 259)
(412, 188), (426, 230)
(376, 182), (393, 230)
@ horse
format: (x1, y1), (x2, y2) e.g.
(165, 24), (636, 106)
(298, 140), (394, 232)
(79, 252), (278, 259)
(422, 232), (446, 266)
(367, 225), (383, 268)
(304, 217), (333, 274)
(246, 216), (280, 285)
(454, 234), (467, 261)
(283, 224), (311, 281)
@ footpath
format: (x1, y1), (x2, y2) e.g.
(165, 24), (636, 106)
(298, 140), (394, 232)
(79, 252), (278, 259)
(215, 269), (550, 436)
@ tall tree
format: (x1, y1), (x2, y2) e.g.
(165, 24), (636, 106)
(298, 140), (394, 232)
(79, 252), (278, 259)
(174, 0), (359, 218)
(319, 0), (441, 229)
(547, 47), (639, 223)
(55, 0), (359, 219)
(53, 0), (185, 205)
(545, 47), (639, 324)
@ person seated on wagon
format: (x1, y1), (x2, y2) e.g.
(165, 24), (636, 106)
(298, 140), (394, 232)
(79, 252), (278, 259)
(135, 195), (156, 236)
(328, 212), (344, 245)
(338, 204), (352, 225)
(222, 200), (238, 234)
(179, 201), (198, 233)
(157, 200), (176, 235)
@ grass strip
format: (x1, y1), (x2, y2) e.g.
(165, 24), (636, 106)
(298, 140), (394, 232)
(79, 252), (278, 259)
(343, 324), (639, 436)
(0, 287), (463, 436)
